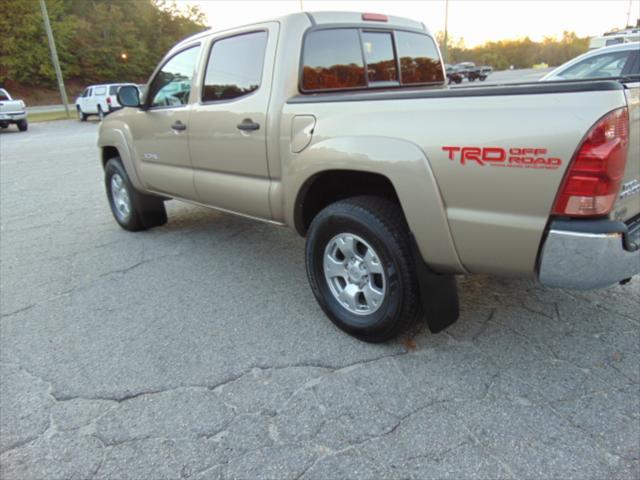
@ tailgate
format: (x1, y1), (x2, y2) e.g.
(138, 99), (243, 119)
(612, 82), (640, 222)
(0, 101), (23, 113)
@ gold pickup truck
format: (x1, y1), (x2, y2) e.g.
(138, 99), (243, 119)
(98, 12), (640, 342)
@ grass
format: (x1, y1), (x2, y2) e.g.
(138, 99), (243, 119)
(28, 110), (74, 123)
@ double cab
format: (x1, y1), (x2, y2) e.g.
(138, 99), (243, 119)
(98, 12), (640, 342)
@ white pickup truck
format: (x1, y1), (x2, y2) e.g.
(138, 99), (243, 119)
(99, 12), (640, 342)
(0, 88), (28, 131)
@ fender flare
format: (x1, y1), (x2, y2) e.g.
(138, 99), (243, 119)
(284, 135), (466, 274)
(97, 125), (144, 191)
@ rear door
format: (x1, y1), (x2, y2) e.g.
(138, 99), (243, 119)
(188, 24), (277, 219)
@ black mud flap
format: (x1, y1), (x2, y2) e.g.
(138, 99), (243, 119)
(409, 234), (460, 333)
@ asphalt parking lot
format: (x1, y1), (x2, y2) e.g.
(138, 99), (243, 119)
(1, 119), (638, 479)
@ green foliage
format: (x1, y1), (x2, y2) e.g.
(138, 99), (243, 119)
(0, 0), (206, 87)
(437, 31), (589, 69)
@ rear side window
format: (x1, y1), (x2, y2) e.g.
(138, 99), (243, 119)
(202, 31), (268, 102)
(94, 86), (106, 96)
(301, 28), (443, 92)
(109, 85), (120, 95)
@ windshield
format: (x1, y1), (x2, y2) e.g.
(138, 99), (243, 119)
(559, 51), (629, 79)
(0, 89), (11, 101)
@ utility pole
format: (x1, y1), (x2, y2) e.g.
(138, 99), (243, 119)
(442, 0), (449, 63)
(39, 0), (70, 117)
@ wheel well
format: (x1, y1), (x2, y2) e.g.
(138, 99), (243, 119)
(101, 146), (119, 169)
(295, 170), (401, 235)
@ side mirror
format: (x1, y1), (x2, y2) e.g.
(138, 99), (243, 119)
(117, 85), (141, 108)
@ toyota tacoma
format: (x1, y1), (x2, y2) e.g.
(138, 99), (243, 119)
(98, 12), (640, 342)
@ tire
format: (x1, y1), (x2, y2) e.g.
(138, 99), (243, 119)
(305, 196), (420, 342)
(97, 106), (105, 121)
(0, 122), (8, 129)
(104, 157), (167, 231)
(17, 120), (28, 131)
(77, 107), (87, 122)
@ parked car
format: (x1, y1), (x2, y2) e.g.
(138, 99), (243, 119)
(75, 83), (138, 121)
(0, 88), (28, 131)
(541, 42), (640, 81)
(445, 64), (463, 84)
(99, 12), (639, 342)
(454, 62), (487, 81)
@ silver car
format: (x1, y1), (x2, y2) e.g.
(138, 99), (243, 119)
(541, 42), (639, 81)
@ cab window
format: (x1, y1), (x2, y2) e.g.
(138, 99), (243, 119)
(202, 31), (268, 102)
(148, 45), (201, 108)
(395, 31), (444, 84)
(301, 28), (443, 92)
(302, 29), (366, 91)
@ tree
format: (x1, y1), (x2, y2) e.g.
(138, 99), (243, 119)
(434, 30), (589, 69)
(0, 0), (206, 87)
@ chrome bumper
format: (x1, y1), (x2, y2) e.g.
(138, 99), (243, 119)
(0, 111), (27, 121)
(538, 219), (640, 290)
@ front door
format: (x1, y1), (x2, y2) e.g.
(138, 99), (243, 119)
(129, 44), (201, 199)
(189, 26), (276, 220)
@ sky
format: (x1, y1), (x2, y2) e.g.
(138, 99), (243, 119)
(178, 0), (640, 47)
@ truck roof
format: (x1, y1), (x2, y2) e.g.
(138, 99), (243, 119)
(172, 11), (428, 52)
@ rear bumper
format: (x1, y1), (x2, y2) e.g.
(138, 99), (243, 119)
(538, 218), (640, 290)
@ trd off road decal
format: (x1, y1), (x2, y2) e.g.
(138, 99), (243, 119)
(442, 146), (561, 170)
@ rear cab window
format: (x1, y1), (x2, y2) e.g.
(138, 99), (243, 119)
(301, 27), (444, 93)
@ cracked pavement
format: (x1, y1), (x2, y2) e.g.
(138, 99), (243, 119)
(1, 120), (639, 479)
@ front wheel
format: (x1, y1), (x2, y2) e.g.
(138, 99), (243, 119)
(305, 196), (420, 342)
(104, 157), (167, 231)
(77, 107), (87, 122)
(17, 120), (28, 131)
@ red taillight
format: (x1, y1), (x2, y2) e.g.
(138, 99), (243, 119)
(552, 107), (629, 217)
(107, 97), (112, 104)
(362, 13), (388, 22)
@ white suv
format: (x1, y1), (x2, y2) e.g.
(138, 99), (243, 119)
(75, 83), (138, 121)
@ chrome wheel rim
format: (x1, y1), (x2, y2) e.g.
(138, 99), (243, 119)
(110, 173), (131, 221)
(323, 233), (386, 315)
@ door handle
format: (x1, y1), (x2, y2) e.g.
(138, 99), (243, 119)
(237, 119), (260, 131)
(171, 120), (187, 131)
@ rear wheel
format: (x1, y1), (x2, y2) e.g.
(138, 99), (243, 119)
(17, 120), (28, 131)
(97, 106), (105, 121)
(104, 157), (167, 231)
(0, 122), (8, 129)
(305, 196), (420, 342)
